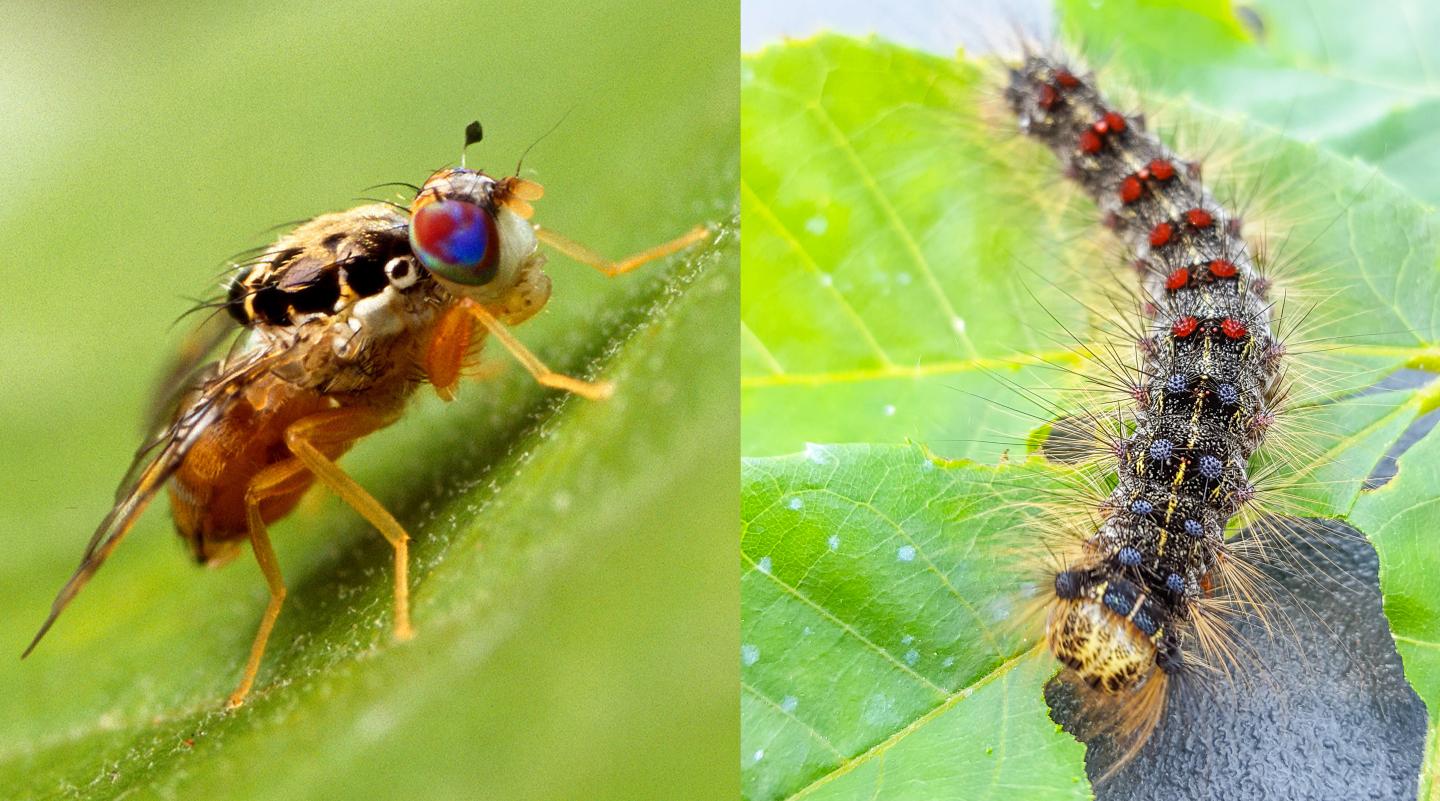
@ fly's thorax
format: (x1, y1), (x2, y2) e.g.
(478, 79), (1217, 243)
(226, 204), (424, 330)
(223, 201), (470, 397)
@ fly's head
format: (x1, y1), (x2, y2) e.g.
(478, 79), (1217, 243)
(408, 168), (551, 326)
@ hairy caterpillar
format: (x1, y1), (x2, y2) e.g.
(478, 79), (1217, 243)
(736, 24), (1439, 801)
(996, 51), (1314, 766)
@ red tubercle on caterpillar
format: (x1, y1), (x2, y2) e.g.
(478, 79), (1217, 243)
(1148, 159), (1176, 181)
(1209, 258), (1237, 278)
(1172, 315), (1199, 338)
(1038, 83), (1059, 110)
(1149, 222), (1174, 247)
(1220, 318), (1248, 340)
(1185, 208), (1213, 229)
(1081, 111), (1127, 153)
(1055, 69), (1081, 89)
(1119, 159), (1176, 207)
(1120, 175), (1143, 205)
(1165, 267), (1189, 291)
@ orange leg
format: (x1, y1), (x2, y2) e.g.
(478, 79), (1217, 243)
(533, 224), (710, 277)
(228, 457), (310, 708)
(461, 300), (613, 401)
(284, 409), (413, 642)
(227, 407), (411, 708)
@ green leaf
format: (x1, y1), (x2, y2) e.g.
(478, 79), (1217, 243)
(741, 37), (1092, 460)
(741, 20), (1439, 799)
(1352, 382), (1440, 785)
(741, 445), (1088, 801)
(1060, 0), (1440, 203)
(0, 2), (736, 799)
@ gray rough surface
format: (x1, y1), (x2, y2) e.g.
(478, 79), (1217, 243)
(1048, 520), (1427, 800)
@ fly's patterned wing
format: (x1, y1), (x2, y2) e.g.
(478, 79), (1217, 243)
(24, 345), (286, 656)
(142, 310), (244, 441)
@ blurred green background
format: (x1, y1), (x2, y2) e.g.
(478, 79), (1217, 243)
(0, 1), (736, 799)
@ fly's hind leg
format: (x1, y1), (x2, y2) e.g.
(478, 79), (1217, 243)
(227, 407), (411, 709)
(229, 457), (315, 708)
(282, 408), (414, 642)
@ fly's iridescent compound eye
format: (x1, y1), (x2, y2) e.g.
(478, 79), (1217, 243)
(410, 199), (500, 285)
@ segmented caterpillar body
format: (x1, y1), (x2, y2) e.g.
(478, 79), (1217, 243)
(1003, 56), (1284, 735)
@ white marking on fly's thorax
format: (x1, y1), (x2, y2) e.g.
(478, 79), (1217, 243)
(349, 287), (406, 338)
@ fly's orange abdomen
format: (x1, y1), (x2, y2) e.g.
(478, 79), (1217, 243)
(169, 377), (342, 564)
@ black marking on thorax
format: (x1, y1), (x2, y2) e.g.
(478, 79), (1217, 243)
(224, 215), (415, 328)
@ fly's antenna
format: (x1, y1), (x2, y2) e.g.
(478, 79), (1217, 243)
(513, 106), (575, 177)
(461, 120), (484, 168)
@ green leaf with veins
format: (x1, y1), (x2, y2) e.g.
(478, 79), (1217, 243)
(740, 23), (1440, 800)
(742, 445), (1088, 801)
(1060, 0), (1440, 204)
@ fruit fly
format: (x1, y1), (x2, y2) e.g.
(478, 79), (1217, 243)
(24, 123), (709, 707)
